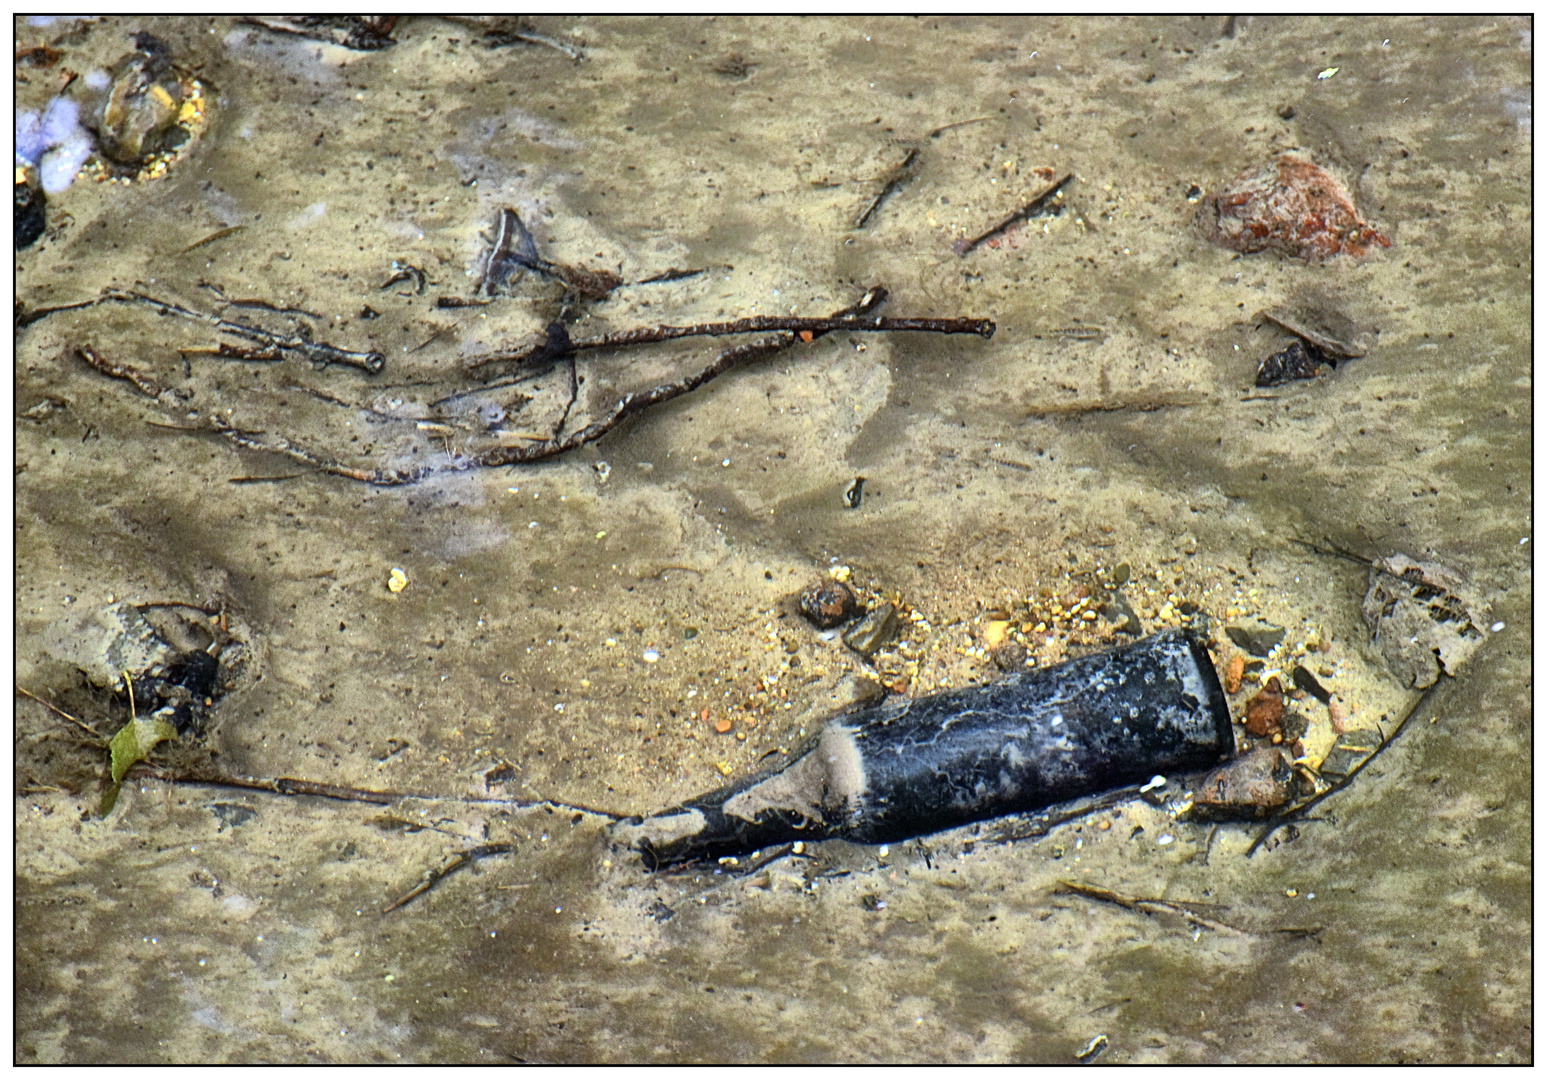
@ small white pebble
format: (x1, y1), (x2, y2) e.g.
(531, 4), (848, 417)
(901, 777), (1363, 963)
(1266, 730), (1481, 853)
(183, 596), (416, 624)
(642, 649), (660, 663)
(1157, 834), (1175, 846)
(1491, 622), (1505, 633)
(721, 458), (731, 467)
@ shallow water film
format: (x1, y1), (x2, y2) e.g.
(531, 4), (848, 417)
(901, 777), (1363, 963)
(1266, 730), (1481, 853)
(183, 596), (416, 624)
(15, 16), (1530, 1064)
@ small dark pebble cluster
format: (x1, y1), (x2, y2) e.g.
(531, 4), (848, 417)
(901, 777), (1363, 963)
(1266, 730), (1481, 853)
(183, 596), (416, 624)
(797, 580), (861, 629)
(15, 180), (46, 249)
(1256, 339), (1332, 387)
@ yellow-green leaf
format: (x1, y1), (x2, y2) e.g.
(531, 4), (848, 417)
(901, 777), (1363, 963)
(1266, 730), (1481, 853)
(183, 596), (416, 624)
(109, 715), (174, 783)
(101, 715), (177, 814)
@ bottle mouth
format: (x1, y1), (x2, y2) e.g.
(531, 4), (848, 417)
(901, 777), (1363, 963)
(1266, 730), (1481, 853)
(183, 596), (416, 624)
(1179, 629), (1237, 759)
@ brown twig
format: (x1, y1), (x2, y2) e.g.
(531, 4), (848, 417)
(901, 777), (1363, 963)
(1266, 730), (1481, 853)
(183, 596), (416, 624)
(954, 172), (1075, 256)
(983, 784), (1143, 844)
(134, 600), (222, 616)
(179, 224), (245, 254)
(855, 146), (920, 229)
(382, 843), (517, 913)
(178, 342), (284, 363)
(16, 685), (102, 742)
(77, 345), (162, 397)
(156, 286), (993, 486)
(465, 285), (992, 371)
(928, 115), (993, 138)
(200, 281), (322, 319)
(1022, 394), (1208, 418)
(156, 766), (625, 820)
(24, 288), (385, 373)
(1055, 880), (1249, 935)
(636, 266), (717, 284)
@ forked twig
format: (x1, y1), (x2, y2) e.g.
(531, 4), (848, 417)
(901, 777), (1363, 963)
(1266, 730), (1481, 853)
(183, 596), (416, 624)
(198, 285), (993, 486)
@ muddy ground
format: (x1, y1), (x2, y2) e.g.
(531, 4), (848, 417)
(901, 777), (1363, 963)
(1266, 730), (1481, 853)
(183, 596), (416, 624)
(14, 15), (1531, 1063)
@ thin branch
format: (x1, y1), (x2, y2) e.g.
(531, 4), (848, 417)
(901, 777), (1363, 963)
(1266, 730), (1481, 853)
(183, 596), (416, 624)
(465, 285), (992, 371)
(1055, 880), (1250, 935)
(928, 115), (993, 138)
(21, 288), (385, 373)
(954, 172), (1075, 256)
(207, 286), (978, 485)
(855, 146), (920, 229)
(382, 843), (517, 913)
(77, 344), (162, 397)
(16, 685), (102, 742)
(179, 225), (245, 254)
(1245, 678), (1445, 857)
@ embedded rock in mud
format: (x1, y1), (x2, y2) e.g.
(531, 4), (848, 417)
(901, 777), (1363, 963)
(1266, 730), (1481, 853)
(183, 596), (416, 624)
(1362, 555), (1487, 689)
(1198, 154), (1390, 261)
(1256, 339), (1330, 386)
(797, 579), (861, 629)
(1190, 744), (1297, 819)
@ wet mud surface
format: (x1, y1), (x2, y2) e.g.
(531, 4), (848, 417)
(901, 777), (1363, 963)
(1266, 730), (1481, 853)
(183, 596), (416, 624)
(15, 16), (1531, 1063)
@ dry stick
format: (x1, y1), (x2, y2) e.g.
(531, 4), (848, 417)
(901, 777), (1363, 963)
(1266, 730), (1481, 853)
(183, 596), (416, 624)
(1021, 394), (1209, 418)
(465, 332), (799, 473)
(16, 686), (103, 742)
(206, 287), (989, 485)
(200, 281), (323, 319)
(178, 224), (245, 254)
(23, 288), (385, 373)
(134, 600), (222, 617)
(465, 307), (992, 372)
(1054, 880), (1249, 935)
(158, 767), (625, 820)
(954, 172), (1075, 256)
(1245, 677), (1446, 858)
(855, 146), (920, 229)
(382, 843), (518, 913)
(635, 266), (716, 284)
(551, 351), (580, 438)
(928, 115), (993, 138)
(206, 415), (397, 484)
(983, 783), (1143, 844)
(77, 344), (162, 397)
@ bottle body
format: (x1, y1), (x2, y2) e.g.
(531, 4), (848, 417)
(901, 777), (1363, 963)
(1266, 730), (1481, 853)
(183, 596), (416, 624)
(614, 629), (1233, 868)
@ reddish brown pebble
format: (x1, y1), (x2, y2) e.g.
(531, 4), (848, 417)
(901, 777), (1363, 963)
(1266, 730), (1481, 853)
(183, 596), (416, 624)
(797, 579), (860, 629)
(714, 717), (733, 734)
(1193, 745), (1295, 815)
(1197, 154), (1390, 261)
(1328, 696), (1350, 733)
(1244, 676), (1284, 737)
(1224, 654), (1246, 695)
